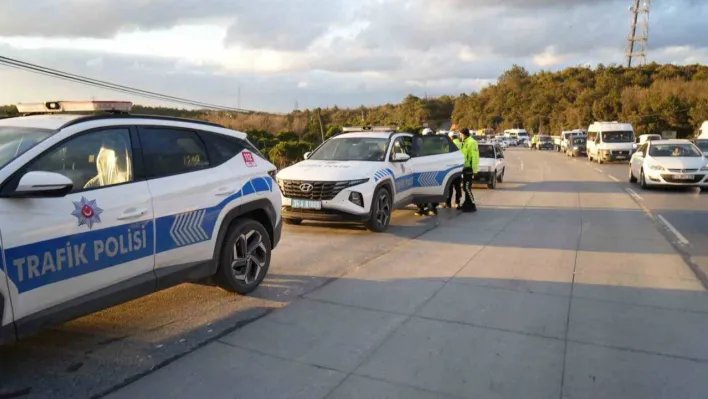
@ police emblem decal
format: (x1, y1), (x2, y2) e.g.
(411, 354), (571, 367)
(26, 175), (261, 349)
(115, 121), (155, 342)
(71, 197), (104, 229)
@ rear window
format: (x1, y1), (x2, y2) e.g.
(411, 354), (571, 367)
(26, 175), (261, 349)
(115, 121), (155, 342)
(478, 145), (495, 158)
(0, 126), (56, 169)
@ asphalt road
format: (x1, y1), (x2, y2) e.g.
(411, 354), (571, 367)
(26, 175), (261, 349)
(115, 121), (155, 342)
(2, 147), (707, 399)
(552, 149), (708, 283)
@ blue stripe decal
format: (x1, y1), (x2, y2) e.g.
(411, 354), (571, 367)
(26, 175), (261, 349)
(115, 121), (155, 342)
(3, 176), (273, 294)
(385, 164), (463, 193)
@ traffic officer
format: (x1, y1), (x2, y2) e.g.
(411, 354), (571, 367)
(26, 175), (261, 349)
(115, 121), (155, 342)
(459, 128), (479, 213)
(531, 134), (538, 150)
(446, 131), (463, 209)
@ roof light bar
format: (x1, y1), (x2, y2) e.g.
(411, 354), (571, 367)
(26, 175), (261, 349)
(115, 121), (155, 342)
(341, 126), (398, 132)
(16, 101), (133, 114)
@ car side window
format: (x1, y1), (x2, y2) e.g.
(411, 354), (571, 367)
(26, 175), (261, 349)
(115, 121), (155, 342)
(139, 128), (210, 179)
(27, 128), (133, 193)
(418, 136), (456, 157)
(198, 131), (248, 166)
(390, 137), (410, 158)
(496, 146), (504, 158)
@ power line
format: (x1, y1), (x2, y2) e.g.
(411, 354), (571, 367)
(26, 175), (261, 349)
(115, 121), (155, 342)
(0, 55), (253, 112)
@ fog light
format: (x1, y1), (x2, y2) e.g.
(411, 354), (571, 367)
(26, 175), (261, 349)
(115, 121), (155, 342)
(349, 192), (364, 207)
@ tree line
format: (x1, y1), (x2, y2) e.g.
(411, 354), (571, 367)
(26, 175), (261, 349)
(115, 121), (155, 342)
(2, 63), (708, 166)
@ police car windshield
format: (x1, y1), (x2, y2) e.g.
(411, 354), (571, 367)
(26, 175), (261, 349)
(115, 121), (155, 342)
(308, 137), (389, 162)
(0, 127), (55, 169)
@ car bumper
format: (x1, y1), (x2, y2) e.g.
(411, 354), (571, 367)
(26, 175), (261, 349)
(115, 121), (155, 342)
(282, 206), (370, 221)
(599, 152), (631, 162)
(644, 171), (708, 187)
(538, 144), (553, 150)
(571, 149), (586, 156)
(280, 184), (374, 222)
(473, 171), (494, 182)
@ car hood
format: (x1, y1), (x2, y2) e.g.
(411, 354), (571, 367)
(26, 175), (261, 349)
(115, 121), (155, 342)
(277, 160), (377, 181)
(649, 156), (707, 169)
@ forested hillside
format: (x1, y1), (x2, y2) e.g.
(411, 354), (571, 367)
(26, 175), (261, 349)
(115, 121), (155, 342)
(452, 63), (708, 138)
(3, 63), (708, 167)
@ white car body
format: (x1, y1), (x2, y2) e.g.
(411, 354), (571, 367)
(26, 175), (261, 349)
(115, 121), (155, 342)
(629, 139), (708, 190)
(587, 121), (635, 163)
(0, 110), (282, 343)
(276, 131), (463, 231)
(475, 143), (506, 189)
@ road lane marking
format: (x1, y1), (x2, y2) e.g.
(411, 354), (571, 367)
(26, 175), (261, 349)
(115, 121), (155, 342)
(626, 187), (642, 201)
(608, 175), (619, 182)
(594, 167), (603, 173)
(657, 214), (690, 245)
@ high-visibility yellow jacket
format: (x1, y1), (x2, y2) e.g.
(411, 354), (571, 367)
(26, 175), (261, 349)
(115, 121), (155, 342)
(461, 137), (479, 173)
(452, 138), (462, 149)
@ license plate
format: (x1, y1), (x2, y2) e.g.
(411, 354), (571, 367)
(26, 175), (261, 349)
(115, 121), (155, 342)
(675, 174), (693, 180)
(291, 199), (322, 209)
(615, 156), (626, 159)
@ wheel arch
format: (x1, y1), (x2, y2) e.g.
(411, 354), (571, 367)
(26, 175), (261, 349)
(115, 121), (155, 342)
(210, 199), (277, 276)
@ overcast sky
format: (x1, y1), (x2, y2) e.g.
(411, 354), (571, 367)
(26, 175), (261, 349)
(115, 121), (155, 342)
(1, 0), (707, 112)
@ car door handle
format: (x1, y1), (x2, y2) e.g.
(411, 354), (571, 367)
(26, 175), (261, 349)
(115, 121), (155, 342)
(214, 187), (236, 196)
(117, 207), (148, 220)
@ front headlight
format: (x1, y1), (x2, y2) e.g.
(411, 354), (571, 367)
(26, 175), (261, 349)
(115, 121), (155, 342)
(347, 178), (370, 187)
(648, 164), (665, 171)
(573, 146), (579, 150)
(701, 164), (708, 172)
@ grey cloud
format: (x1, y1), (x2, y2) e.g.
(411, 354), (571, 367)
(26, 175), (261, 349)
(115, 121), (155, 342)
(224, 0), (347, 50)
(0, 0), (239, 37)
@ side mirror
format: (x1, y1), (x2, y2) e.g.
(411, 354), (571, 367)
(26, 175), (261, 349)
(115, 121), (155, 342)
(8, 171), (73, 198)
(391, 152), (411, 162)
(303, 152), (311, 160)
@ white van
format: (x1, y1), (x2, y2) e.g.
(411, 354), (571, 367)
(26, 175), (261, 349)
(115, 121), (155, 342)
(504, 129), (529, 144)
(586, 122), (635, 164)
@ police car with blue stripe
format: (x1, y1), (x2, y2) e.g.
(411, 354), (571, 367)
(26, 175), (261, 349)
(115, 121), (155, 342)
(276, 126), (463, 232)
(0, 101), (282, 344)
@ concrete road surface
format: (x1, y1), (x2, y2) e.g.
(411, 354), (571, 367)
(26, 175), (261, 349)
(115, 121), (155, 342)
(4, 147), (708, 399)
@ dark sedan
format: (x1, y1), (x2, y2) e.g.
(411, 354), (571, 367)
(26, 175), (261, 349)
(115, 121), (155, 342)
(566, 137), (587, 157)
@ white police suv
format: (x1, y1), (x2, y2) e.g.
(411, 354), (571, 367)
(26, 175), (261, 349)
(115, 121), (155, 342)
(276, 127), (463, 232)
(0, 101), (282, 344)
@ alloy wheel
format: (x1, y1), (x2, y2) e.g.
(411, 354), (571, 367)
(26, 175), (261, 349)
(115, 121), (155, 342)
(375, 191), (391, 227)
(231, 229), (268, 285)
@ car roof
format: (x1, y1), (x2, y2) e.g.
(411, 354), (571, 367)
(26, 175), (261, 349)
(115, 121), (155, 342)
(0, 113), (247, 138)
(333, 132), (397, 139)
(0, 114), (83, 130)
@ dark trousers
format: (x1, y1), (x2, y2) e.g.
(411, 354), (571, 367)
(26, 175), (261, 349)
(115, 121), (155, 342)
(461, 169), (477, 212)
(446, 176), (462, 206)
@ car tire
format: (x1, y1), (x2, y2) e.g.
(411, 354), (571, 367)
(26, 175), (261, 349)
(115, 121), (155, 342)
(214, 218), (271, 295)
(283, 218), (303, 225)
(629, 166), (637, 183)
(700, 186), (707, 193)
(497, 168), (504, 183)
(366, 186), (392, 233)
(488, 172), (497, 189)
(640, 169), (649, 189)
